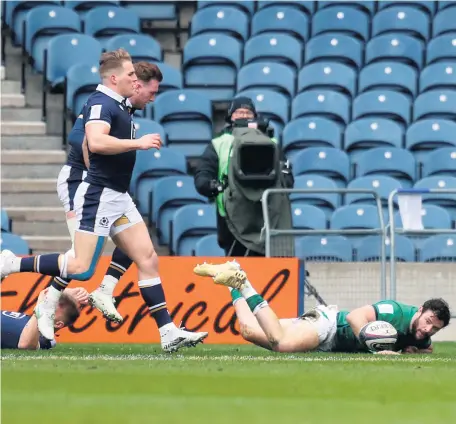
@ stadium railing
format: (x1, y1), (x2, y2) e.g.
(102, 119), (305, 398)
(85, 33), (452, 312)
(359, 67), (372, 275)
(262, 188), (388, 314)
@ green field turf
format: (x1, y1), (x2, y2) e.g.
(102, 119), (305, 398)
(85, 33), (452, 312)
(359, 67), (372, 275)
(2, 343), (456, 424)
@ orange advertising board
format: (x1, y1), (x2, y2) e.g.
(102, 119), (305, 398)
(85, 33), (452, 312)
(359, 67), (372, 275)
(1, 257), (299, 344)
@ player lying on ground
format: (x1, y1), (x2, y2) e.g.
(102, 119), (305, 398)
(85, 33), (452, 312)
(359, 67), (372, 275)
(1, 287), (88, 350)
(194, 261), (451, 354)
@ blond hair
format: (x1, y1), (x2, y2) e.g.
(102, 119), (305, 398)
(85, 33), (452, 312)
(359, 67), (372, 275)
(99, 48), (132, 79)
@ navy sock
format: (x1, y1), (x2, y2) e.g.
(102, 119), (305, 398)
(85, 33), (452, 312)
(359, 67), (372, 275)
(139, 278), (172, 328)
(51, 277), (71, 292)
(20, 253), (61, 276)
(106, 247), (133, 280)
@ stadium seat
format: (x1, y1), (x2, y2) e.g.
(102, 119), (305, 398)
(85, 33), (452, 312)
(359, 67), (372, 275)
(152, 176), (207, 245)
(295, 235), (354, 262)
(291, 175), (340, 217)
(183, 33), (242, 102)
(251, 6), (310, 42)
(433, 8), (456, 37)
(353, 147), (416, 187)
(330, 205), (382, 231)
(193, 234), (225, 257)
(292, 204), (327, 230)
(298, 62), (356, 97)
(65, 63), (100, 114)
(45, 34), (102, 88)
(413, 90), (456, 121)
(344, 118), (404, 157)
(345, 176), (403, 206)
(0, 233), (30, 255)
(119, 1), (176, 20)
(356, 235), (416, 262)
(358, 62), (418, 98)
(153, 90), (213, 158)
(421, 148), (456, 178)
(352, 90), (411, 126)
(258, 1), (315, 16)
(419, 235), (456, 262)
(1, 210), (10, 232)
(133, 118), (166, 141)
(64, 1), (120, 12)
(170, 204), (217, 256)
(365, 34), (424, 69)
(292, 90), (350, 125)
(305, 33), (363, 69)
(312, 7), (370, 41)
(292, 148), (350, 187)
(198, 1), (255, 15)
(377, 1), (436, 16)
(317, 1), (376, 15)
(282, 117), (343, 157)
(373, 6), (430, 41)
(244, 33), (302, 70)
(104, 34), (162, 62)
(237, 62), (296, 98)
(191, 6), (249, 41)
(414, 176), (456, 218)
(83, 6), (140, 47)
(419, 62), (456, 92)
(25, 6), (81, 72)
(152, 62), (183, 96)
(426, 34), (456, 64)
(438, 1), (456, 12)
(406, 119), (456, 153)
(394, 204), (452, 230)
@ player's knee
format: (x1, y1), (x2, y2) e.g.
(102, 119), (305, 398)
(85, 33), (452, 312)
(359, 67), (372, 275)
(240, 323), (255, 342)
(136, 247), (159, 274)
(67, 259), (95, 281)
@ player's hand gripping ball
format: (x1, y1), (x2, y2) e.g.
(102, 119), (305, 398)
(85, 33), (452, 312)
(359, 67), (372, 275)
(359, 321), (398, 352)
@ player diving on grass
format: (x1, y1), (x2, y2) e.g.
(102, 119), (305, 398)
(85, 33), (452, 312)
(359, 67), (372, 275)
(194, 261), (451, 354)
(1, 49), (208, 352)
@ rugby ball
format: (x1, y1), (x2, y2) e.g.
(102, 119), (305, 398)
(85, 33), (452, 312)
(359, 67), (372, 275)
(359, 321), (398, 352)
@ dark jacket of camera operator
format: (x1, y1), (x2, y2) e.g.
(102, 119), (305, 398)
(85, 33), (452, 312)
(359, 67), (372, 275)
(194, 97), (294, 256)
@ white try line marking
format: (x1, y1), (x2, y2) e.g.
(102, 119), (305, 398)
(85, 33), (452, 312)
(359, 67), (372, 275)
(1, 354), (455, 363)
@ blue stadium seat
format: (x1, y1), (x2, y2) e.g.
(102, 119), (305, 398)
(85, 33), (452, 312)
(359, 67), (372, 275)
(154, 90), (213, 158)
(317, 1), (376, 15)
(66, 63), (100, 114)
(291, 175), (340, 217)
(198, 1), (255, 15)
(406, 119), (456, 153)
(25, 6), (81, 72)
(183, 33), (242, 102)
(258, 1), (315, 16)
(305, 33), (363, 69)
(104, 34), (162, 62)
(426, 35), (456, 64)
(251, 6), (310, 42)
(191, 6), (249, 41)
(312, 7), (370, 41)
(373, 6), (430, 41)
(152, 176), (207, 245)
(356, 235), (416, 262)
(193, 234), (225, 257)
(133, 118), (166, 141)
(419, 62), (456, 92)
(344, 118), (404, 156)
(119, 1), (176, 20)
(298, 62), (356, 97)
(419, 235), (456, 262)
(0, 233), (30, 255)
(352, 90), (411, 126)
(365, 34), (424, 69)
(295, 236), (353, 262)
(422, 148), (456, 178)
(433, 8), (456, 37)
(292, 204), (327, 230)
(292, 148), (350, 187)
(414, 90), (456, 121)
(237, 90), (289, 131)
(152, 62), (183, 96)
(358, 62), (418, 98)
(345, 176), (403, 206)
(84, 6), (140, 47)
(330, 204), (382, 230)
(438, 1), (456, 12)
(414, 176), (456, 218)
(237, 62), (296, 98)
(394, 204), (452, 230)
(1, 210), (10, 232)
(64, 1), (120, 12)
(292, 90), (350, 124)
(353, 147), (416, 187)
(45, 34), (102, 88)
(377, 1), (436, 16)
(282, 117), (342, 157)
(171, 204), (217, 256)
(244, 34), (303, 70)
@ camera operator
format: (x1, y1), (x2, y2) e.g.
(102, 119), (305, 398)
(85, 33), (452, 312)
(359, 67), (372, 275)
(194, 96), (294, 257)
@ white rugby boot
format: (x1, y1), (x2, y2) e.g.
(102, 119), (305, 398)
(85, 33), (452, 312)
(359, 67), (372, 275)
(160, 324), (208, 353)
(88, 290), (123, 323)
(34, 301), (56, 341)
(193, 261), (246, 290)
(0, 250), (18, 280)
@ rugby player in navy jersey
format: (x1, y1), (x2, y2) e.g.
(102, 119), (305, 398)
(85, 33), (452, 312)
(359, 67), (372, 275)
(1, 49), (208, 352)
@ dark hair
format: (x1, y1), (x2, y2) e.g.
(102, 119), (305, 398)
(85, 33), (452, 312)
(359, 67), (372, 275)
(58, 294), (80, 326)
(422, 298), (451, 327)
(133, 61), (163, 83)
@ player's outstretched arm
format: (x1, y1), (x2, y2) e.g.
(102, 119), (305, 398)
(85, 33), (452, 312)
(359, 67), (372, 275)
(402, 345), (433, 354)
(86, 123), (145, 155)
(346, 305), (376, 338)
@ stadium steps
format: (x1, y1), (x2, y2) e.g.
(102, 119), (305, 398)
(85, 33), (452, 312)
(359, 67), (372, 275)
(1, 179), (62, 207)
(0, 121), (46, 135)
(1, 135), (62, 150)
(1, 94), (25, 107)
(1, 150), (65, 178)
(1, 65), (5, 80)
(2, 107), (42, 121)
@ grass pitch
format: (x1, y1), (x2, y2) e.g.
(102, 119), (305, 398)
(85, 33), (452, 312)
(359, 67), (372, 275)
(2, 343), (456, 424)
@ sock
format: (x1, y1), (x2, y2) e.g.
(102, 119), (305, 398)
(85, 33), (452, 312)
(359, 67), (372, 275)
(138, 278), (173, 330)
(51, 277), (71, 292)
(20, 253), (61, 276)
(240, 279), (268, 315)
(230, 288), (243, 305)
(99, 248), (133, 295)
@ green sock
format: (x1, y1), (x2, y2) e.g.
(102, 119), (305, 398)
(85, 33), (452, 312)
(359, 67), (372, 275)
(230, 288), (242, 305)
(247, 294), (268, 314)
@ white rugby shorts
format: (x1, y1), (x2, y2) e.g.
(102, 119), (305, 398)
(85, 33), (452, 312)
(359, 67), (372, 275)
(300, 304), (339, 352)
(56, 165), (87, 213)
